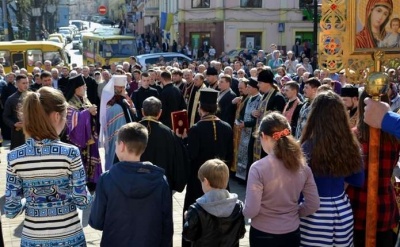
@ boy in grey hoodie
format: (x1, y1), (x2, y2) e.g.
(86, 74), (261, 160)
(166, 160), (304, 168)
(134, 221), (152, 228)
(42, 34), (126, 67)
(182, 159), (246, 247)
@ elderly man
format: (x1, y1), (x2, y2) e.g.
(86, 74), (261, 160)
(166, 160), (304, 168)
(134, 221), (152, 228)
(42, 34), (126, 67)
(51, 68), (60, 89)
(43, 60), (52, 72)
(139, 96), (188, 192)
(187, 73), (208, 127)
(100, 75), (135, 170)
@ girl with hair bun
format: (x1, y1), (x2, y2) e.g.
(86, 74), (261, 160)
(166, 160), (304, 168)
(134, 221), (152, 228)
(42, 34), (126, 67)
(4, 87), (92, 247)
(243, 112), (320, 247)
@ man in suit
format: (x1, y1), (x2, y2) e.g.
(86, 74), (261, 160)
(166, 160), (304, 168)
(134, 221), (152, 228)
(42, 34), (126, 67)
(162, 39), (169, 52)
(217, 75), (237, 127)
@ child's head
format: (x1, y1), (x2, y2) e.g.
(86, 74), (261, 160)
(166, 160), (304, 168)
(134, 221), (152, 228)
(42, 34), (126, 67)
(116, 122), (148, 160)
(198, 159), (229, 192)
(390, 18), (400, 32)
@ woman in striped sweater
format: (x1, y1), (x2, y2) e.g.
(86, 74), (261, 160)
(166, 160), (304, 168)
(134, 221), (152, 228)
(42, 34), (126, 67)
(4, 87), (92, 247)
(300, 91), (364, 246)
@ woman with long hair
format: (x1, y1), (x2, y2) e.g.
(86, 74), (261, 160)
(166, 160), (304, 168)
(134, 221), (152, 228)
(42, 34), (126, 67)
(346, 90), (399, 247)
(4, 87), (92, 246)
(300, 91), (364, 246)
(355, 0), (393, 48)
(243, 112), (320, 247)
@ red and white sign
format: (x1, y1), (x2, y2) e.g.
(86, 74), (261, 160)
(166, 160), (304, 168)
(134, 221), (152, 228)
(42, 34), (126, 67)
(98, 5), (107, 15)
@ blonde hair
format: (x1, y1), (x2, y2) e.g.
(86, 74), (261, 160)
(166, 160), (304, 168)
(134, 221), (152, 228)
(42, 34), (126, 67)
(198, 159), (229, 189)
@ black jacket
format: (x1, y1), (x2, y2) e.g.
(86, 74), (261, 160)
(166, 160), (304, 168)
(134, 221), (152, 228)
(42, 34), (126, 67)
(159, 83), (187, 129)
(183, 199), (246, 247)
(217, 89), (237, 127)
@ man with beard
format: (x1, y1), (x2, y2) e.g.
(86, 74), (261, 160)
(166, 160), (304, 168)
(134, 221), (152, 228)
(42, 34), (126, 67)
(187, 73), (208, 127)
(99, 75), (135, 170)
(172, 69), (185, 92)
(282, 81), (303, 137)
(82, 66), (99, 107)
(235, 78), (261, 181)
(252, 69), (286, 160)
(181, 88), (233, 247)
(340, 86), (359, 128)
(205, 67), (219, 90)
(182, 68), (194, 105)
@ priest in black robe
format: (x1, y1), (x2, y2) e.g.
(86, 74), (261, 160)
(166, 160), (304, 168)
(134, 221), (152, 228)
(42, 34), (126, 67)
(181, 88), (233, 247)
(139, 96), (188, 193)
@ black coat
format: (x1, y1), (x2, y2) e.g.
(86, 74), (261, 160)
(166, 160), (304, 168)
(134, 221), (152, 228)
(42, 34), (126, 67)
(183, 119), (233, 212)
(159, 83), (186, 129)
(83, 75), (99, 106)
(139, 120), (188, 192)
(131, 87), (159, 120)
(183, 202), (246, 247)
(217, 89), (237, 127)
(3, 91), (25, 149)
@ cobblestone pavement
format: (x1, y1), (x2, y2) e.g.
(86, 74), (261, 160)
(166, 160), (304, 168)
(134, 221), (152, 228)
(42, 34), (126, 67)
(0, 140), (251, 246)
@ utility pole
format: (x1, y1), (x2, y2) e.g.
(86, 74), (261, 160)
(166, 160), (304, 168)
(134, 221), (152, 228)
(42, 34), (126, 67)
(2, 0), (8, 40)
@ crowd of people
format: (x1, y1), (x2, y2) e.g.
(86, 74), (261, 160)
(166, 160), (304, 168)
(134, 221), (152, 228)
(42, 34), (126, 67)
(1, 45), (400, 246)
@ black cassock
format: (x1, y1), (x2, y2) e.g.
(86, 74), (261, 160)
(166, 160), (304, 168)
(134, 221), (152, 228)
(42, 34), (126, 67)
(139, 119), (188, 192)
(182, 117), (233, 247)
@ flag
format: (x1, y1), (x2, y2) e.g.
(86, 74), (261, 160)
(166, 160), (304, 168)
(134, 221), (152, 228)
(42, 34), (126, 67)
(160, 12), (167, 30)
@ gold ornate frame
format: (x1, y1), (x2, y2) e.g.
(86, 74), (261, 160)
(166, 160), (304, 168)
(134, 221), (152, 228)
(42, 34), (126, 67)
(319, 0), (400, 83)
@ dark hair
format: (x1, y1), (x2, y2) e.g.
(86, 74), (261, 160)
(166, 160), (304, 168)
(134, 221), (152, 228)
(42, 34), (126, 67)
(357, 90), (397, 144)
(259, 112), (305, 172)
(284, 81), (299, 92)
(130, 56), (137, 61)
(141, 72), (150, 78)
(300, 91), (362, 176)
(142, 96), (162, 117)
(161, 71), (172, 80)
(40, 71), (51, 80)
(171, 69), (183, 76)
(23, 87), (67, 140)
(16, 74), (28, 82)
(200, 103), (218, 114)
(304, 77), (321, 88)
(117, 122), (148, 155)
(390, 18), (400, 27)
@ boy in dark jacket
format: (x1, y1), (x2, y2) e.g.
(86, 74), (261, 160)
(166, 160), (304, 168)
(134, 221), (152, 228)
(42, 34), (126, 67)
(183, 159), (246, 247)
(89, 122), (173, 247)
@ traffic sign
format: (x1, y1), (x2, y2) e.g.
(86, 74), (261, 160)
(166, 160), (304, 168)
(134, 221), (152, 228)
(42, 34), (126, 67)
(98, 5), (107, 15)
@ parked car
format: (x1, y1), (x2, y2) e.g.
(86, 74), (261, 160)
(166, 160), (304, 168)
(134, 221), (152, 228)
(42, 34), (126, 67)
(48, 33), (66, 46)
(227, 48), (258, 61)
(136, 53), (192, 71)
(72, 34), (81, 50)
(98, 18), (115, 25)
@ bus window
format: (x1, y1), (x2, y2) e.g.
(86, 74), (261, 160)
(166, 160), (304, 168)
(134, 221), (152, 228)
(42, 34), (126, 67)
(12, 52), (25, 69)
(27, 50), (43, 66)
(0, 51), (11, 66)
(44, 51), (62, 65)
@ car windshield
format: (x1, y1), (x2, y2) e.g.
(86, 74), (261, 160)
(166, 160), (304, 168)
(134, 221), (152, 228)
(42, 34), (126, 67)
(101, 40), (137, 57)
(73, 35), (80, 41)
(59, 30), (70, 34)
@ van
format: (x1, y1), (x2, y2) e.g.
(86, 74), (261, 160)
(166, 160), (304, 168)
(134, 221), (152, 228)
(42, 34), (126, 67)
(48, 33), (66, 46)
(136, 53), (192, 71)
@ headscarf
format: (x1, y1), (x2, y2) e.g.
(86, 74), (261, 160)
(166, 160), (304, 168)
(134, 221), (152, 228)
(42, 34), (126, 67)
(356, 0), (393, 48)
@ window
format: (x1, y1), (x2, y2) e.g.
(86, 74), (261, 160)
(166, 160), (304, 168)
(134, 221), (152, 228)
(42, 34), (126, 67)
(192, 0), (210, 8)
(0, 50), (11, 66)
(27, 50), (43, 66)
(240, 0), (262, 8)
(240, 32), (262, 50)
(44, 51), (63, 66)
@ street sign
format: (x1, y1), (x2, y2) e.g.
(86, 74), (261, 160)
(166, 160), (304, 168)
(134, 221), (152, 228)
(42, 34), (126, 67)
(98, 5), (107, 15)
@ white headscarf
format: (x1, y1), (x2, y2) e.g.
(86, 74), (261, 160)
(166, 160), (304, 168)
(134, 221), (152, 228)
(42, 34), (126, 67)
(99, 75), (127, 148)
